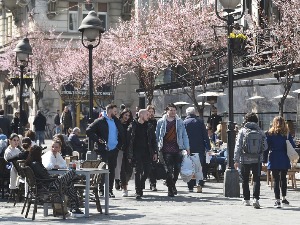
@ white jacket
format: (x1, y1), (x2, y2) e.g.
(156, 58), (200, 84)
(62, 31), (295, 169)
(4, 146), (22, 189)
(42, 151), (67, 170)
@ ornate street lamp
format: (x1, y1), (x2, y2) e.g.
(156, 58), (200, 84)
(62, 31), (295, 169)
(79, 11), (104, 158)
(13, 37), (33, 135)
(215, 0), (245, 197)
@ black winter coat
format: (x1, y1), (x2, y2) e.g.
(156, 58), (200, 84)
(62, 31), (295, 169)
(33, 114), (47, 131)
(127, 120), (158, 160)
(86, 116), (125, 153)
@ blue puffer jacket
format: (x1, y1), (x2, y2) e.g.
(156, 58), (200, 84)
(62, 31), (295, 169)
(156, 115), (190, 151)
(265, 132), (295, 170)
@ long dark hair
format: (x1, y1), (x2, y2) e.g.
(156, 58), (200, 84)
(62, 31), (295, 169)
(119, 108), (133, 125)
(25, 145), (43, 166)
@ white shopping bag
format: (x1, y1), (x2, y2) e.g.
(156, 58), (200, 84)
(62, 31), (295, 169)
(190, 153), (203, 183)
(206, 152), (212, 164)
(180, 151), (195, 183)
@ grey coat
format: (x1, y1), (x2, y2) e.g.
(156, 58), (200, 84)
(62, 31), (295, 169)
(234, 122), (268, 164)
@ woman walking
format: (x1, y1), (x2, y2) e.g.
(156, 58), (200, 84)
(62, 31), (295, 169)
(265, 116), (295, 208)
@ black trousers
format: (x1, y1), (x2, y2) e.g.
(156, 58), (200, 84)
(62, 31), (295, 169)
(241, 163), (261, 200)
(120, 152), (133, 187)
(163, 152), (182, 188)
(100, 149), (119, 192)
(135, 160), (151, 193)
(149, 162), (157, 185)
(271, 169), (288, 199)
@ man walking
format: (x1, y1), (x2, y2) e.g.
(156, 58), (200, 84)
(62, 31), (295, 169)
(0, 109), (11, 137)
(54, 109), (61, 134)
(207, 106), (222, 132)
(33, 110), (47, 145)
(86, 104), (125, 197)
(61, 106), (72, 135)
(156, 103), (190, 197)
(128, 109), (158, 199)
(183, 107), (210, 193)
(234, 112), (267, 209)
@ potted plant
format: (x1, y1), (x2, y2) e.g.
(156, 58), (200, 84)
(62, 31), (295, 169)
(229, 32), (247, 55)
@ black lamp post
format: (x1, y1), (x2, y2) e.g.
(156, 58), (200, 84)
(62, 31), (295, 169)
(79, 11), (104, 156)
(215, 0), (245, 197)
(13, 38), (33, 135)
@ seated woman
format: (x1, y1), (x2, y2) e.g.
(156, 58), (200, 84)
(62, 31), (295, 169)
(4, 133), (22, 190)
(24, 130), (37, 146)
(53, 134), (73, 157)
(42, 139), (67, 170)
(25, 145), (84, 216)
(206, 127), (227, 175)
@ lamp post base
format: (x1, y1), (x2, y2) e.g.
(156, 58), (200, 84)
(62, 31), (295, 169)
(223, 168), (240, 197)
(86, 150), (97, 160)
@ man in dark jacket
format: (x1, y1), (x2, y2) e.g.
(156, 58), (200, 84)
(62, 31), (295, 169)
(183, 107), (210, 193)
(68, 127), (87, 159)
(0, 109), (11, 137)
(61, 106), (72, 135)
(54, 109), (61, 134)
(33, 110), (47, 145)
(86, 104), (125, 197)
(207, 106), (222, 132)
(128, 109), (158, 199)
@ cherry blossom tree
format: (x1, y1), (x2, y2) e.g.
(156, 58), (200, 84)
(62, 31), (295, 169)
(251, 0), (300, 116)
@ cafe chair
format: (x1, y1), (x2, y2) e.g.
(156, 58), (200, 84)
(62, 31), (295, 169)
(7, 160), (26, 206)
(22, 166), (66, 220)
(81, 160), (101, 169)
(0, 157), (10, 199)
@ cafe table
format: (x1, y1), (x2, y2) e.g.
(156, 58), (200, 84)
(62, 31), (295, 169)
(47, 168), (109, 217)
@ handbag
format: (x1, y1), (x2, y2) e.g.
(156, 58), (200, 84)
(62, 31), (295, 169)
(286, 134), (299, 164)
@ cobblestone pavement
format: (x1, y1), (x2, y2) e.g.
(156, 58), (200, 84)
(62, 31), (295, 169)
(1, 140), (299, 224)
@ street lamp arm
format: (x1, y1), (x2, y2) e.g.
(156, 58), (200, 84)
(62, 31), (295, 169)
(81, 32), (101, 49)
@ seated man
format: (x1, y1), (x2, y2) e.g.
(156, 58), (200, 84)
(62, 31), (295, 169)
(68, 127), (87, 159)
(42, 139), (67, 170)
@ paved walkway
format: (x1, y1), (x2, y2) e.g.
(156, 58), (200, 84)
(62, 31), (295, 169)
(1, 140), (299, 224)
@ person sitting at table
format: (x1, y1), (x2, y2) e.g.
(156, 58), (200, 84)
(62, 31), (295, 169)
(25, 145), (84, 216)
(54, 134), (73, 157)
(68, 127), (87, 159)
(42, 139), (67, 170)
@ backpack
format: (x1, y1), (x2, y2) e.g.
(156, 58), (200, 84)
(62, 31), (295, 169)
(242, 128), (263, 155)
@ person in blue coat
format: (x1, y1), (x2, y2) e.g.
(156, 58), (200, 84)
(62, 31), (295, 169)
(265, 116), (295, 208)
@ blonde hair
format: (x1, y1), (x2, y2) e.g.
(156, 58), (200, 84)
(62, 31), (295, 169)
(268, 116), (289, 136)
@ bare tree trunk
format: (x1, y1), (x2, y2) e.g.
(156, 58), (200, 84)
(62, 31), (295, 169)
(278, 100), (284, 117)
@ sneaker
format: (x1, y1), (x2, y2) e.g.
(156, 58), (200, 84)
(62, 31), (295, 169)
(109, 192), (115, 198)
(188, 189), (193, 192)
(243, 200), (251, 206)
(71, 208), (84, 217)
(135, 193), (142, 200)
(196, 186), (202, 193)
(252, 199), (261, 209)
(122, 190), (128, 197)
(282, 199), (289, 205)
(274, 201), (281, 208)
(168, 187), (174, 197)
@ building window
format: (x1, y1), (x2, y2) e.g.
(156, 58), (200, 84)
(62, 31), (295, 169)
(68, 2), (108, 32)
(68, 2), (78, 32)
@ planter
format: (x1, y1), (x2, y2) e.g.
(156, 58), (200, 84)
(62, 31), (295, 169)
(229, 38), (246, 56)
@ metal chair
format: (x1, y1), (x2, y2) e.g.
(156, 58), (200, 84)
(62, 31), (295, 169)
(0, 157), (10, 199)
(22, 166), (66, 220)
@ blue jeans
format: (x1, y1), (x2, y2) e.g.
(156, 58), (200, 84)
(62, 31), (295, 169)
(55, 125), (61, 134)
(35, 131), (45, 145)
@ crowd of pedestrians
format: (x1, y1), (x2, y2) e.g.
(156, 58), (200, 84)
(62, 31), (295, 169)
(0, 102), (297, 213)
